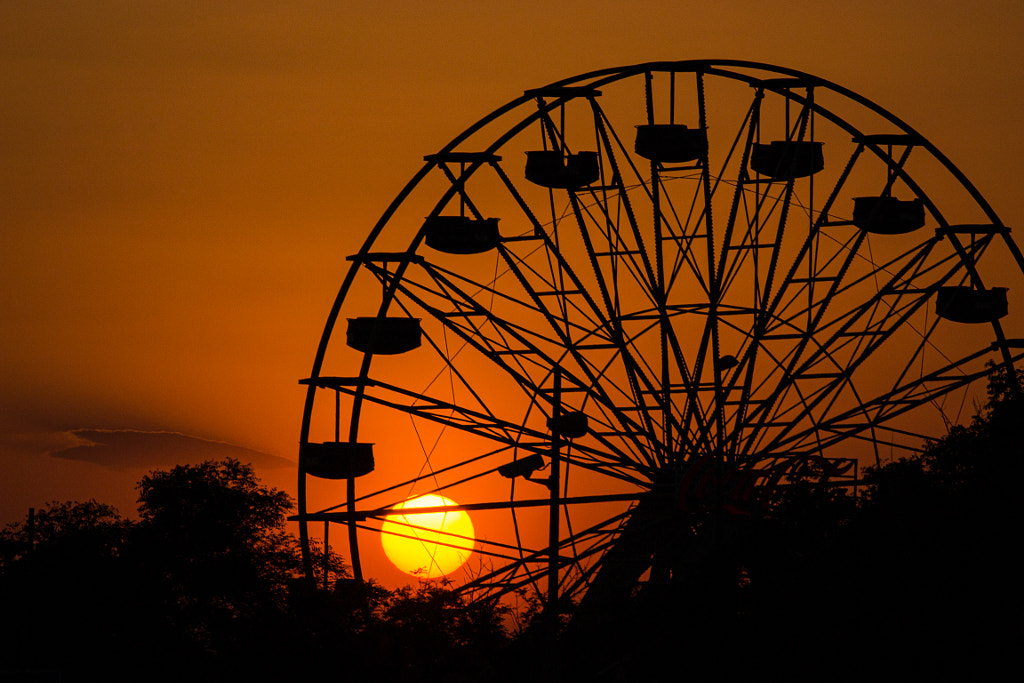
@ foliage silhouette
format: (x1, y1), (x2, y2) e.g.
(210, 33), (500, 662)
(117, 459), (303, 680)
(552, 369), (1023, 680)
(846, 366), (1024, 678)
(0, 460), (309, 681)
(367, 580), (510, 681)
(2, 377), (1020, 683)
(0, 460), (513, 682)
(0, 499), (128, 569)
(133, 459), (300, 643)
(0, 501), (137, 681)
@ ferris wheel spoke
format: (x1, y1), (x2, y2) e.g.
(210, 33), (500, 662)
(461, 506), (632, 601)
(372, 256), (668, 476)
(534, 217), (674, 454)
(486, 164), (679, 460)
(768, 343), (1024, 458)
(376, 267), (565, 383)
(484, 247), (666, 463)
(725, 230), (950, 458)
(675, 89), (827, 453)
(657, 108), (762, 453)
(723, 140), (864, 305)
(507, 131), (683, 456)
(751, 279), (991, 458)
(740, 221), (947, 417)
(589, 103), (661, 290)
(713, 112), (766, 299)
(743, 276), (942, 454)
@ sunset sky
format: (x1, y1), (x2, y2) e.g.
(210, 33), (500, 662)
(3, 0), (1023, 573)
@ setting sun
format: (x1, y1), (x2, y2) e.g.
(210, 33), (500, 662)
(380, 494), (475, 578)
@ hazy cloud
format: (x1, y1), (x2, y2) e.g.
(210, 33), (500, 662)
(49, 429), (293, 472)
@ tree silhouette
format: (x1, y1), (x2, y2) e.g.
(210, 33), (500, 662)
(10, 406), (1016, 683)
(353, 580), (509, 682)
(0, 461), (309, 681)
(848, 367), (1024, 677)
(0, 499), (128, 569)
(547, 370), (1024, 681)
(0, 501), (137, 681)
(130, 458), (303, 674)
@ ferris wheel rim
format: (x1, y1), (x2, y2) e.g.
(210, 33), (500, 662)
(296, 60), (1024, 602)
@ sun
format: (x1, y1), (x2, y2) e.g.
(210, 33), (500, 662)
(380, 494), (475, 578)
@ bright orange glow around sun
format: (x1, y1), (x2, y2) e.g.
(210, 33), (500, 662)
(380, 494), (475, 578)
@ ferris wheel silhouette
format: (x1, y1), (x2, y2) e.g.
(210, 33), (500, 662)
(293, 60), (1024, 612)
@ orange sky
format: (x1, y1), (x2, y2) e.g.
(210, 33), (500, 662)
(2, 2), (1023, 583)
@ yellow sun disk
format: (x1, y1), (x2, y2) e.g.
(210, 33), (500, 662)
(380, 494), (475, 578)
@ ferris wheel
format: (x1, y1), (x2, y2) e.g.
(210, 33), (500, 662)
(294, 60), (1024, 609)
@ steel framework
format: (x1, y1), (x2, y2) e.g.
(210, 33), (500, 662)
(293, 60), (1024, 611)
